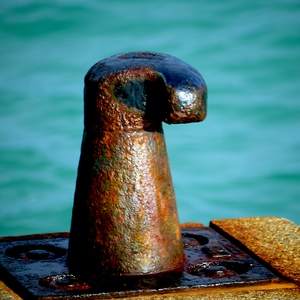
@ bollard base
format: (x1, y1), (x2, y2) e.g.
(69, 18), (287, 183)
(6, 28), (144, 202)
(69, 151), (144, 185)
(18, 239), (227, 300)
(0, 220), (299, 299)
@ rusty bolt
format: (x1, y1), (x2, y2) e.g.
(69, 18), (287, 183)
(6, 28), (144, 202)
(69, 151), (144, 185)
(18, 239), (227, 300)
(68, 51), (207, 277)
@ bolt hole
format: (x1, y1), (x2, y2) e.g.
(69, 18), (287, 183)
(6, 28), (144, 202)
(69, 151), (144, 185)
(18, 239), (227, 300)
(187, 261), (250, 277)
(201, 245), (231, 258)
(182, 233), (208, 248)
(39, 274), (91, 291)
(5, 244), (66, 260)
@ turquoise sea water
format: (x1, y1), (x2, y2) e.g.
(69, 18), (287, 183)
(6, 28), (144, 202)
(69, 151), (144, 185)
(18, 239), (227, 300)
(1, 1), (300, 236)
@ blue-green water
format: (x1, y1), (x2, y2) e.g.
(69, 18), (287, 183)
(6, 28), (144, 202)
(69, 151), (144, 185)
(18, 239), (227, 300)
(1, 1), (300, 236)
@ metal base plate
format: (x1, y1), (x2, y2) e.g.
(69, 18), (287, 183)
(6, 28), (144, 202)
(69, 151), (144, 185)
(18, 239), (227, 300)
(0, 226), (278, 299)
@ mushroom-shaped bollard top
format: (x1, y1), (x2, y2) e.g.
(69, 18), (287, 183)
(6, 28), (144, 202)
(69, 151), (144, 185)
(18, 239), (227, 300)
(68, 52), (207, 277)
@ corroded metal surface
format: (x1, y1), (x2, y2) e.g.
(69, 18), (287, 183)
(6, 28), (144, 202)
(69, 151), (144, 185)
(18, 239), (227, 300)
(68, 52), (207, 276)
(0, 227), (278, 299)
(210, 217), (300, 286)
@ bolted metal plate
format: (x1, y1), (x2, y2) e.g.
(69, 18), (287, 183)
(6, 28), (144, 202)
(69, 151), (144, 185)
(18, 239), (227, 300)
(0, 227), (278, 299)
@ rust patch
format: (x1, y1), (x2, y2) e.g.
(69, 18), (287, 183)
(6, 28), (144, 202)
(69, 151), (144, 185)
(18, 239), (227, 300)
(210, 217), (300, 286)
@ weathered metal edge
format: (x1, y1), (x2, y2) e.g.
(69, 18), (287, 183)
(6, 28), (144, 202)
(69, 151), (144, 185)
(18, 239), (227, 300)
(210, 216), (300, 286)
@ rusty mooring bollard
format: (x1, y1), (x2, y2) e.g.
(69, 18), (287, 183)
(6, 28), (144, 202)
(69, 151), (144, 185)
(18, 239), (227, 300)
(67, 52), (207, 276)
(2, 52), (298, 299)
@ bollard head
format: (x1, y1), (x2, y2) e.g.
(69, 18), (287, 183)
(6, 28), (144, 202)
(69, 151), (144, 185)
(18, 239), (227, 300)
(68, 52), (207, 277)
(84, 51), (207, 131)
